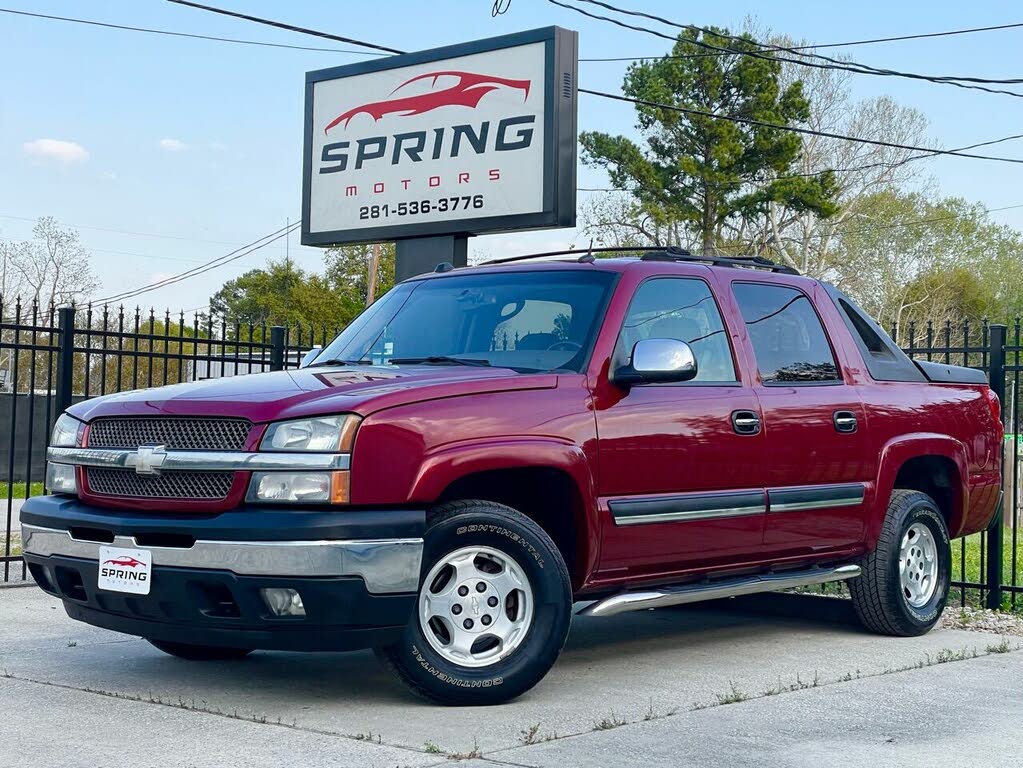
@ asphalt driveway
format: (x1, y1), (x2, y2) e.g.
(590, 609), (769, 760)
(1, 585), (1020, 767)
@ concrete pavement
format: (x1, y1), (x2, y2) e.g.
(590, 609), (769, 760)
(1, 585), (1020, 767)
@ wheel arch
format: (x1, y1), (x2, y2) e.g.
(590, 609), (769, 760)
(872, 434), (969, 546)
(409, 439), (598, 591)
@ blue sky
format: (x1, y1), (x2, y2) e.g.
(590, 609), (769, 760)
(2, 0), (1022, 311)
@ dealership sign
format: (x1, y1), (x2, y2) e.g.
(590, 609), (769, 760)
(302, 27), (578, 246)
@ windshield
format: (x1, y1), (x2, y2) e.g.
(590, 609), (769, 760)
(315, 270), (617, 372)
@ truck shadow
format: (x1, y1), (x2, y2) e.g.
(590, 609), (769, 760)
(113, 595), (867, 705)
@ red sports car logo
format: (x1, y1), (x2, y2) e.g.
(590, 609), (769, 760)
(103, 556), (145, 568)
(324, 70), (531, 133)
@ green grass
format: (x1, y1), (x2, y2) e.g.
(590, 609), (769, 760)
(951, 531), (1022, 609)
(0, 481), (45, 499)
(1, 535), (22, 557)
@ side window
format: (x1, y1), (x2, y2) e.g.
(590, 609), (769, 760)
(618, 278), (736, 383)
(839, 298), (893, 358)
(732, 283), (840, 384)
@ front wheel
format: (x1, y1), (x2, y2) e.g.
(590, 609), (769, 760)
(377, 500), (572, 705)
(849, 489), (951, 636)
(147, 639), (253, 660)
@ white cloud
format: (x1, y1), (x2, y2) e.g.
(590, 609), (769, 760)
(23, 138), (89, 164)
(100, 171), (117, 180)
(159, 138), (188, 152)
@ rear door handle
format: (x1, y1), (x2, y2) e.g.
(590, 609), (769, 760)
(833, 411), (858, 433)
(731, 410), (761, 435)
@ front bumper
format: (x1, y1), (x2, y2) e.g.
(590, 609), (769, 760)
(21, 495), (425, 652)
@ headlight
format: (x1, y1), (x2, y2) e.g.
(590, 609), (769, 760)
(247, 471), (349, 504)
(50, 413), (82, 447)
(260, 415), (360, 452)
(46, 462), (77, 494)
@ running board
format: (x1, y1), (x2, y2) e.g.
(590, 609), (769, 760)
(578, 564), (861, 618)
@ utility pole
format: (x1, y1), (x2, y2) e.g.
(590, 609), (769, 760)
(366, 243), (380, 306)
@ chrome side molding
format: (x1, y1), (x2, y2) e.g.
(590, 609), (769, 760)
(578, 564), (862, 618)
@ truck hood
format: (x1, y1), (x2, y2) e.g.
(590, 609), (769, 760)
(68, 365), (559, 423)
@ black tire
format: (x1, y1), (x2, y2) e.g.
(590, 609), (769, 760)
(147, 639), (253, 661)
(849, 489), (951, 636)
(377, 500), (572, 705)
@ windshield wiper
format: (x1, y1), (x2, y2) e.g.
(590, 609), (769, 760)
(306, 358), (376, 367)
(389, 356), (491, 367)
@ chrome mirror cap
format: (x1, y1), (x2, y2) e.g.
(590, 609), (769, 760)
(299, 346), (323, 368)
(613, 338), (698, 387)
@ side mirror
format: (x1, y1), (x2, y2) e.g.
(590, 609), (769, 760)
(612, 338), (698, 387)
(299, 345), (323, 368)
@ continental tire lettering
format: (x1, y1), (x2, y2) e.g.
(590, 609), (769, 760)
(411, 644), (503, 688)
(455, 524), (545, 568)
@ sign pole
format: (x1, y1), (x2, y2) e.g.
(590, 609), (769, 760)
(394, 236), (469, 282)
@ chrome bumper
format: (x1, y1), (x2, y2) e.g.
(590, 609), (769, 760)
(21, 523), (422, 594)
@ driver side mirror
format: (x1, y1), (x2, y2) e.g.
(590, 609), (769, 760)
(612, 338), (698, 388)
(299, 345), (323, 369)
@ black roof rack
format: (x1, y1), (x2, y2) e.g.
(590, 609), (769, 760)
(640, 247), (800, 275)
(481, 245), (634, 266)
(478, 245), (799, 275)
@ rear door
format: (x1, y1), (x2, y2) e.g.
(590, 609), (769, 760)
(728, 280), (871, 554)
(592, 275), (768, 580)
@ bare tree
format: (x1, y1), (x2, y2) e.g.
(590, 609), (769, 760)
(740, 42), (933, 276)
(5, 217), (98, 306)
(580, 193), (700, 252)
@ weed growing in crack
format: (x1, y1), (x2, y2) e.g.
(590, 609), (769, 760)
(593, 710), (627, 730)
(447, 736), (482, 760)
(715, 681), (748, 705)
(986, 638), (1013, 654)
(519, 724), (541, 745)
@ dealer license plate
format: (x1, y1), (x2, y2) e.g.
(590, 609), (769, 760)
(98, 546), (152, 595)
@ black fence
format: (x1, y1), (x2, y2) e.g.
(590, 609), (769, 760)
(1, 299), (339, 582)
(2, 303), (1021, 612)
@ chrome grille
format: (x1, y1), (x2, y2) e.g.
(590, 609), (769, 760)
(88, 418), (250, 450)
(87, 468), (235, 500)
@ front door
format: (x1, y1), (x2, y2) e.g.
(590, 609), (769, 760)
(729, 281), (871, 554)
(593, 276), (767, 582)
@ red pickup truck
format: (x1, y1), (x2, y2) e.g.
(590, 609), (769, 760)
(22, 249), (1002, 705)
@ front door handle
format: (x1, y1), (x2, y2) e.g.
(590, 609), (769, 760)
(731, 410), (761, 435)
(833, 411), (858, 433)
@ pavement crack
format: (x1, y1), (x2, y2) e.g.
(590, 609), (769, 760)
(0, 670), (429, 758)
(488, 640), (1023, 757)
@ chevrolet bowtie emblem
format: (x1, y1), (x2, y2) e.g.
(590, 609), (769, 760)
(134, 445), (167, 476)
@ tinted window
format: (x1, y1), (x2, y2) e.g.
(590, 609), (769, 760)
(315, 270), (616, 373)
(617, 278), (736, 382)
(839, 298), (892, 356)
(732, 283), (840, 384)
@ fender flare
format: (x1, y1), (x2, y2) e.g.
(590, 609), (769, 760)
(408, 436), (600, 583)
(869, 432), (970, 545)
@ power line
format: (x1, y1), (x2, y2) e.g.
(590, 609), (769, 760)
(0, 214), (245, 246)
(570, 0), (1023, 86)
(0, 8), (382, 55)
(833, 203), (1023, 236)
(549, 0), (1023, 98)
(165, 0), (406, 55)
(579, 87), (1023, 164)
(573, 0), (1023, 65)
(94, 221), (300, 305)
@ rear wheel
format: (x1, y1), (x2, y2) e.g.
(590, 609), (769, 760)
(377, 500), (572, 705)
(849, 489), (951, 636)
(147, 639), (253, 661)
